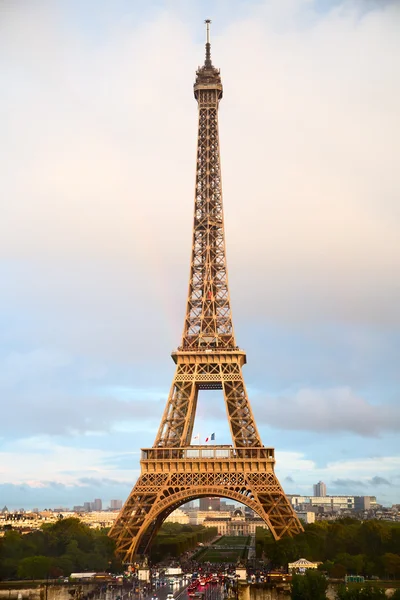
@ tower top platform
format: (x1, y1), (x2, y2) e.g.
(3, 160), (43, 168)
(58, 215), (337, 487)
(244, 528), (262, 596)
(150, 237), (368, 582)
(194, 19), (223, 98)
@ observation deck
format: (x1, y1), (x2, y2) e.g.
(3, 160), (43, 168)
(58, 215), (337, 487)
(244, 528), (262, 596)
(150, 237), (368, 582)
(140, 445), (275, 474)
(171, 347), (247, 365)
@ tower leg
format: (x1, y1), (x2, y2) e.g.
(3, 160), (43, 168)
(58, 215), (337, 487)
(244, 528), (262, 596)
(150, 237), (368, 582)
(221, 364), (263, 448)
(154, 364), (198, 447)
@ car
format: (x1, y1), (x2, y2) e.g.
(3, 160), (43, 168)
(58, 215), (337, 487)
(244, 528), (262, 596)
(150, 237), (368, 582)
(167, 594), (174, 600)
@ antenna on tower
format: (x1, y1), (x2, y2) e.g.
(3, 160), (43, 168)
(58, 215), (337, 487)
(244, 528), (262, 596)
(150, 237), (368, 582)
(204, 19), (212, 67)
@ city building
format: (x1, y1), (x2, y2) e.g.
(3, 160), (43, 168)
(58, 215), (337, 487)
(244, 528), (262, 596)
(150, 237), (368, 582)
(92, 499), (102, 511)
(296, 495), (354, 510)
(110, 499), (123, 510)
(296, 511), (316, 524)
(220, 500), (237, 512)
(80, 498), (104, 512)
(290, 495), (378, 512)
(188, 510), (232, 525)
(79, 511), (118, 528)
(202, 508), (269, 536)
(354, 496), (371, 511)
(313, 481), (327, 497)
(165, 509), (190, 524)
(199, 497), (221, 511)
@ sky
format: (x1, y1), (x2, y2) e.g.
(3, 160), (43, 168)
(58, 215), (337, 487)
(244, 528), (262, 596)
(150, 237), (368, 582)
(1, 0), (399, 510)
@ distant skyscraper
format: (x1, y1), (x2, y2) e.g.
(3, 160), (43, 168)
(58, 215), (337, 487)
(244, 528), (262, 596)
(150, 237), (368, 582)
(199, 497), (221, 511)
(110, 499), (122, 510)
(313, 481), (327, 497)
(93, 498), (102, 511)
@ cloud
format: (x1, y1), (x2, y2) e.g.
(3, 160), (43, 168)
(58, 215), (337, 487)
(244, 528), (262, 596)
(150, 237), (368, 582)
(285, 476), (295, 483)
(277, 451), (316, 473)
(254, 387), (400, 436)
(326, 455), (400, 475)
(0, 438), (140, 487)
(0, 390), (162, 437)
(332, 479), (366, 489)
(99, 453), (142, 471)
(0, 0), (399, 333)
(0, 347), (166, 437)
(330, 475), (393, 494)
(0, 480), (132, 511)
(76, 477), (132, 487)
(276, 453), (400, 503)
(369, 476), (391, 486)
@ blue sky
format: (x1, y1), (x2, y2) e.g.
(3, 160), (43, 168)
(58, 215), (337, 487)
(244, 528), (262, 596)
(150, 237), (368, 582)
(1, 0), (399, 510)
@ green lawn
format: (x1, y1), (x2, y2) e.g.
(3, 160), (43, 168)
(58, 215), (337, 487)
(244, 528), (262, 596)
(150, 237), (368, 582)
(196, 535), (251, 563)
(213, 536), (250, 547)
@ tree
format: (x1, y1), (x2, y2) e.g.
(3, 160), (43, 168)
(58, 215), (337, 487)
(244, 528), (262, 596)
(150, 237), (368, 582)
(291, 570), (328, 600)
(331, 564), (347, 579)
(336, 586), (386, 599)
(318, 560), (335, 577)
(17, 556), (53, 580)
(1, 530), (24, 559)
(350, 554), (365, 575)
(0, 518), (123, 580)
(381, 553), (400, 579)
(359, 521), (391, 558)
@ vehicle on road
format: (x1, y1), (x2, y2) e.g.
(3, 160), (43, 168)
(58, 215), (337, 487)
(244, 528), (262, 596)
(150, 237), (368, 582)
(165, 568), (182, 576)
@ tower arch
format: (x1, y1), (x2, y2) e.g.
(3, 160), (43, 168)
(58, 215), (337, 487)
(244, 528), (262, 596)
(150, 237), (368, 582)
(133, 489), (264, 557)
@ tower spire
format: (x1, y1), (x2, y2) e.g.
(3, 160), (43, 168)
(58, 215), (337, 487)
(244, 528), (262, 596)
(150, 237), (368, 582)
(205, 18), (212, 67)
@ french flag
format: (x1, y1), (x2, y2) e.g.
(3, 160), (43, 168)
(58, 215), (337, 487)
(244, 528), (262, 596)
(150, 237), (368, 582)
(205, 433), (215, 442)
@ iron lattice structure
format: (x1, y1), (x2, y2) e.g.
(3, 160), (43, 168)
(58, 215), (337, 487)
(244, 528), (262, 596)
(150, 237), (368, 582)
(109, 22), (303, 562)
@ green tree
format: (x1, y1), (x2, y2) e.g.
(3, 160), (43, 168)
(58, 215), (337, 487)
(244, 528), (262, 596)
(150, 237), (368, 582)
(291, 570), (328, 600)
(336, 586), (386, 599)
(17, 556), (53, 580)
(0, 518), (124, 580)
(331, 564), (347, 579)
(1, 530), (24, 559)
(0, 530), (25, 579)
(382, 553), (400, 579)
(56, 555), (74, 576)
(318, 560), (335, 576)
(359, 521), (391, 558)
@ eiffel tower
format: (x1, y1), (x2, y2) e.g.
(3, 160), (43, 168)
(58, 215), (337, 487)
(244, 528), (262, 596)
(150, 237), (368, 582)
(109, 21), (303, 563)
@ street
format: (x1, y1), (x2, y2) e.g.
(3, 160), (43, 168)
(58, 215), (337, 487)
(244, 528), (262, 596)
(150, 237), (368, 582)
(106, 579), (224, 600)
